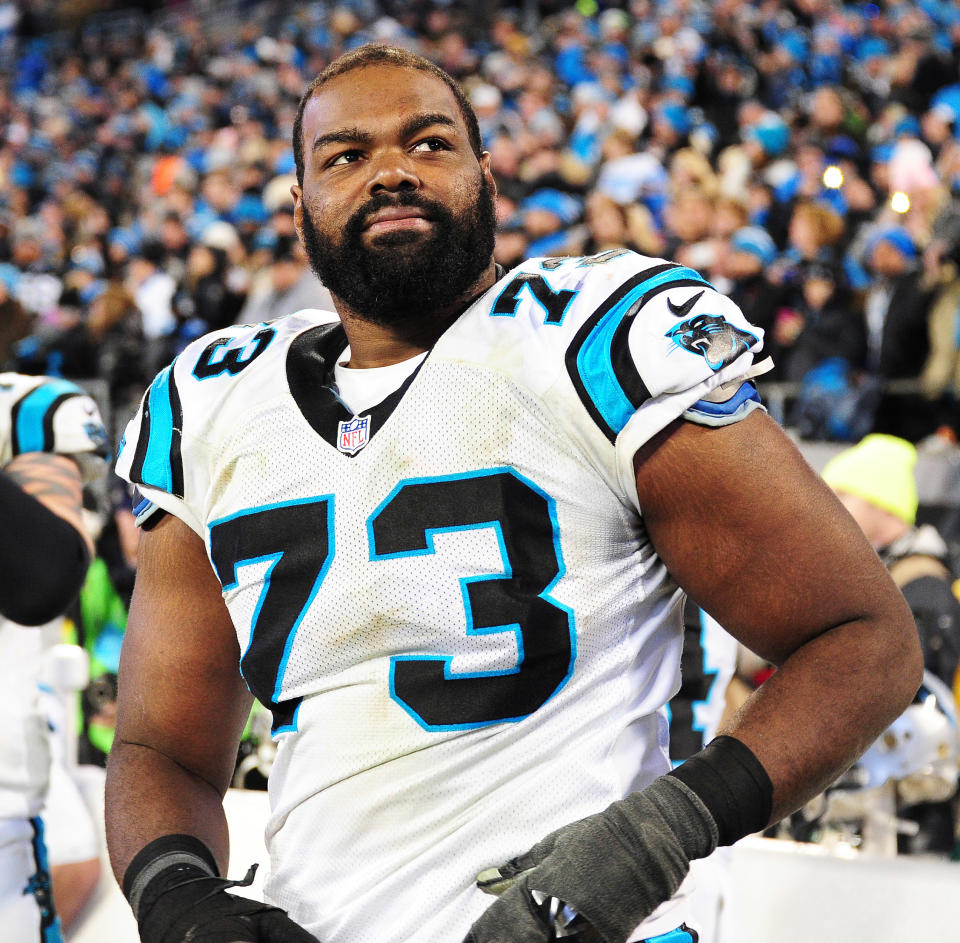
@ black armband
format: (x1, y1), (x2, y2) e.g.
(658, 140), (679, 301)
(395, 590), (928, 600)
(122, 833), (220, 921)
(668, 734), (773, 846)
(0, 468), (90, 625)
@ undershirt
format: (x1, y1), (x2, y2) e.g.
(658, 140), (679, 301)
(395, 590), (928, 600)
(333, 347), (427, 415)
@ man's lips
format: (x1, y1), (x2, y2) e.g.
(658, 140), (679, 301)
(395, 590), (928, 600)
(364, 206), (430, 234)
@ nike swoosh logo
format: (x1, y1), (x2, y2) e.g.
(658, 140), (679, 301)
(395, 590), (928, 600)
(666, 289), (705, 319)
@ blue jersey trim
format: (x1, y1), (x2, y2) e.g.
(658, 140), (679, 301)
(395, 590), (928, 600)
(689, 381), (760, 417)
(13, 379), (83, 454)
(575, 267), (711, 436)
(641, 927), (698, 943)
(139, 365), (177, 494)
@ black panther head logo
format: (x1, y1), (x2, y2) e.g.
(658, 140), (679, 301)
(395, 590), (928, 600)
(665, 313), (758, 371)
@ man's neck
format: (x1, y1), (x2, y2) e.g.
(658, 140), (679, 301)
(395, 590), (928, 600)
(334, 261), (499, 368)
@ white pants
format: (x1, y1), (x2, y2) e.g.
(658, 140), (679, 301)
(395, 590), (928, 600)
(0, 817), (62, 942)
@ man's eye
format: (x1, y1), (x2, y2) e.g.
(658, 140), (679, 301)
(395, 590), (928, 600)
(412, 138), (448, 153)
(330, 150), (362, 166)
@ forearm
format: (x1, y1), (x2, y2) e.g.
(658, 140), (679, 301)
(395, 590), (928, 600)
(718, 599), (922, 823)
(106, 736), (317, 943)
(0, 461), (90, 624)
(105, 738), (233, 885)
(633, 414), (924, 827)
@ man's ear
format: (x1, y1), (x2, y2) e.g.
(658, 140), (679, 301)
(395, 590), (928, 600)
(480, 152), (498, 201)
(291, 185), (305, 244)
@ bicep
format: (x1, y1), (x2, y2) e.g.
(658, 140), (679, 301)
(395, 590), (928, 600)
(634, 410), (899, 664)
(116, 513), (252, 795)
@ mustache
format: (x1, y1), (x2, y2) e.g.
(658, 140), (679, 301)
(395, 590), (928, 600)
(348, 191), (450, 233)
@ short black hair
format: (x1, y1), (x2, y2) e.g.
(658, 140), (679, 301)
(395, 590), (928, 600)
(292, 44), (484, 187)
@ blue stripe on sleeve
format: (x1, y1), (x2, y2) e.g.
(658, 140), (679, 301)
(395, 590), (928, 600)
(688, 381), (760, 418)
(15, 379), (83, 453)
(575, 267), (710, 435)
(139, 366), (175, 493)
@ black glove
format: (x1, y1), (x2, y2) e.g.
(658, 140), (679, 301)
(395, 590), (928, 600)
(124, 835), (317, 943)
(465, 775), (718, 943)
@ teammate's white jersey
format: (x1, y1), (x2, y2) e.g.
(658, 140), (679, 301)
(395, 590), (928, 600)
(116, 251), (767, 943)
(0, 373), (108, 822)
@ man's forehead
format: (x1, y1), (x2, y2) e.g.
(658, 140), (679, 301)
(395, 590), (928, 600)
(304, 65), (465, 137)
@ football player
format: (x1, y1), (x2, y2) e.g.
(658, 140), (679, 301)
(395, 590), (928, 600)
(107, 46), (921, 943)
(0, 373), (107, 941)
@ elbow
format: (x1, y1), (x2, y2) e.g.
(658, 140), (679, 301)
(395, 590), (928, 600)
(882, 597), (926, 715)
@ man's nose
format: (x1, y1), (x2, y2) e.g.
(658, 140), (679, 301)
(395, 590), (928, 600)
(367, 149), (421, 193)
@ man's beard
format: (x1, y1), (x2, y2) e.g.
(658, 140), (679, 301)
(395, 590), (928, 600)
(300, 177), (496, 326)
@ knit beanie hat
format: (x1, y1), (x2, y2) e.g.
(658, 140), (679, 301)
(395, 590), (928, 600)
(821, 434), (918, 525)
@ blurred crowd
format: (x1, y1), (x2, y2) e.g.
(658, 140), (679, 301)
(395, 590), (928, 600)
(2, 0), (960, 449)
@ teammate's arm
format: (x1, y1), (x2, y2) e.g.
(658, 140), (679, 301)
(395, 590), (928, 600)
(467, 409), (921, 943)
(0, 451), (92, 625)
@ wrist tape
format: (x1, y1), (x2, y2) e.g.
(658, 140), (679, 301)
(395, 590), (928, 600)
(668, 734), (773, 846)
(122, 834), (220, 921)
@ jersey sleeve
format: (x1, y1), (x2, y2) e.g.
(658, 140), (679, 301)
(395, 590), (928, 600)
(114, 315), (318, 536)
(0, 374), (109, 483)
(115, 356), (204, 535)
(554, 253), (769, 509)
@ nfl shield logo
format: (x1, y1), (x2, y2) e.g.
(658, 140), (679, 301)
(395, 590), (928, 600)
(337, 415), (371, 455)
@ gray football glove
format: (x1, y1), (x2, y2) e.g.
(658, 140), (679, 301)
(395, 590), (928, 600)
(465, 775), (718, 943)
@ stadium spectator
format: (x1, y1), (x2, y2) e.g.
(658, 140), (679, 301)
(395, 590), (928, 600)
(777, 256), (867, 384)
(125, 240), (177, 377)
(823, 433), (960, 854)
(235, 234), (333, 324)
(722, 225), (785, 357)
(862, 226), (938, 440)
(177, 243), (247, 333)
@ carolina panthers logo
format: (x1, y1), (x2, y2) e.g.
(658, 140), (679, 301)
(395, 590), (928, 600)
(665, 313), (758, 371)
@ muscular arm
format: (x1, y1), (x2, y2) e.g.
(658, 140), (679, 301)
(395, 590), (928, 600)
(105, 513), (253, 883)
(0, 451), (92, 624)
(634, 410), (923, 821)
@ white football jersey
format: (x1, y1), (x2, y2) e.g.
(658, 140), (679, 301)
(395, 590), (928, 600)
(0, 373), (108, 821)
(116, 251), (766, 943)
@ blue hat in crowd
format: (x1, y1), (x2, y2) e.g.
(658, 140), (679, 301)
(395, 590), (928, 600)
(894, 114), (921, 138)
(521, 189), (583, 225)
(730, 226), (778, 266)
(870, 141), (896, 164)
(108, 227), (142, 256)
(656, 102), (692, 136)
(868, 227), (917, 259)
(856, 36), (891, 62)
(0, 262), (21, 293)
(232, 193), (270, 226)
(746, 115), (790, 157)
(273, 149), (297, 175)
(826, 135), (861, 162)
(779, 30), (809, 62)
(661, 74), (694, 98)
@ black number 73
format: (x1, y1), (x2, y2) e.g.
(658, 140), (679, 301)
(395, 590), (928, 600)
(209, 469), (576, 734)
